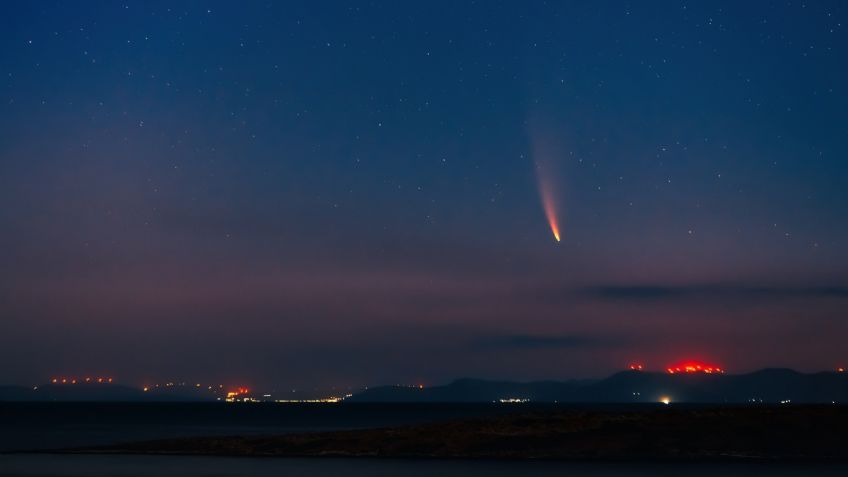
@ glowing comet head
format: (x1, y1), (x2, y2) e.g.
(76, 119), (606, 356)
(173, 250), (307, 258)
(546, 205), (561, 242)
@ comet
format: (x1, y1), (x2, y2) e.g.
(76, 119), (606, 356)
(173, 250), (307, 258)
(529, 124), (564, 242)
(537, 171), (561, 242)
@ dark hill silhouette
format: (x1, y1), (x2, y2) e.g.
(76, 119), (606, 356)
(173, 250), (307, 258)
(348, 369), (848, 403)
(2, 369), (846, 403)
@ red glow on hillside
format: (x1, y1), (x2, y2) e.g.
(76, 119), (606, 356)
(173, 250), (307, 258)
(666, 362), (724, 374)
(628, 363), (644, 371)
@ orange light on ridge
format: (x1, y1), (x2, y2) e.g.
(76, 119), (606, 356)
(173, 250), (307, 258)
(666, 361), (724, 374)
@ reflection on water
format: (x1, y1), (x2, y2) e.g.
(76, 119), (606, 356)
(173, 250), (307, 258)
(1, 455), (846, 477)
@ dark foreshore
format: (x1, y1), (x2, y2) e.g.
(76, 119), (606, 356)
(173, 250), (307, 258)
(54, 406), (848, 461)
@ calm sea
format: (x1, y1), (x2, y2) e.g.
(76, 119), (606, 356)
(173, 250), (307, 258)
(1, 455), (846, 477)
(1, 403), (845, 476)
(0, 402), (558, 452)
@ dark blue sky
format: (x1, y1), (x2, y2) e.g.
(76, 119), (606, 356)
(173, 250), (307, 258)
(1, 1), (846, 388)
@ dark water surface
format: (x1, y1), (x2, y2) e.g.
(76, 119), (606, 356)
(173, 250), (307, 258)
(0, 402), (558, 452)
(1, 455), (847, 477)
(2, 403), (844, 476)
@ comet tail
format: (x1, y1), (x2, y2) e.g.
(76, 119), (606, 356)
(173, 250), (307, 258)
(537, 172), (561, 242)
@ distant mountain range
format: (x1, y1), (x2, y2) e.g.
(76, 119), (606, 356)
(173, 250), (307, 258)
(348, 369), (848, 404)
(1, 369), (846, 403)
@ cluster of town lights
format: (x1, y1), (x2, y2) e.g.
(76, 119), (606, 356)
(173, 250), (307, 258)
(225, 387), (251, 402)
(274, 395), (352, 403)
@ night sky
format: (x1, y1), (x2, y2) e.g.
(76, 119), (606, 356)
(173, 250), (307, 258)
(1, 1), (846, 389)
